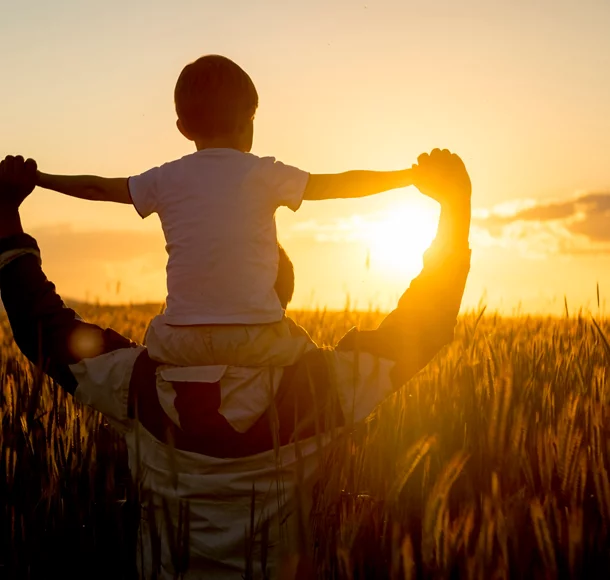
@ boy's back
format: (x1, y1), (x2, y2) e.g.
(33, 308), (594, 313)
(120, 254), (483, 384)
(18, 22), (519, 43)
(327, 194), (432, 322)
(129, 148), (308, 325)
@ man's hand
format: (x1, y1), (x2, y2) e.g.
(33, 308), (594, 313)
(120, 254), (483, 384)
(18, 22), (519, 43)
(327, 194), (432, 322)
(411, 148), (471, 208)
(0, 155), (38, 210)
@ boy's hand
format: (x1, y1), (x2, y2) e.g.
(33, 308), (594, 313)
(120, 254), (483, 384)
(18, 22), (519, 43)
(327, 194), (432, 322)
(411, 149), (471, 208)
(0, 155), (38, 210)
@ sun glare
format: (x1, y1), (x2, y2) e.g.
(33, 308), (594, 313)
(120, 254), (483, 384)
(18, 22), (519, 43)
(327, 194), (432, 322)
(364, 201), (439, 276)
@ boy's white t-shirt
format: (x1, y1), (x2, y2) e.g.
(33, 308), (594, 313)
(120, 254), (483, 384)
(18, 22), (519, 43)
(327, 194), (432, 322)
(128, 148), (309, 326)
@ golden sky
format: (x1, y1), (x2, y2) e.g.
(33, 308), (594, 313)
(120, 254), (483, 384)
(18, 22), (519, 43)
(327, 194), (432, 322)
(1, 0), (609, 313)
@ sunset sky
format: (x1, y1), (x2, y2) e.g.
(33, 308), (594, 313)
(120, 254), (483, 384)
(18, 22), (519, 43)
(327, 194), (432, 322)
(1, 0), (609, 314)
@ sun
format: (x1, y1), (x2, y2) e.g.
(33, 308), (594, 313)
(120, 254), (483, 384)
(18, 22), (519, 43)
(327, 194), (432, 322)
(364, 200), (439, 276)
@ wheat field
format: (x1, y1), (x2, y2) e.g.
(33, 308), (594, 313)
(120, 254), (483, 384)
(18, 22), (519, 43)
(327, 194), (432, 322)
(2, 306), (610, 579)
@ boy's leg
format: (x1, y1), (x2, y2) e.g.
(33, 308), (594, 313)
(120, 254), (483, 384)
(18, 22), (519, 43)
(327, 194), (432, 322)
(146, 316), (314, 367)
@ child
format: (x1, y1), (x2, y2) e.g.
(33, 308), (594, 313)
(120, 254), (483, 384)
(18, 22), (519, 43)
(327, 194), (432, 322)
(32, 54), (416, 367)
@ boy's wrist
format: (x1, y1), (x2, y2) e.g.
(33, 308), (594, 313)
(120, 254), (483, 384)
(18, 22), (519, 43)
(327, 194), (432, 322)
(396, 168), (414, 188)
(35, 170), (46, 186)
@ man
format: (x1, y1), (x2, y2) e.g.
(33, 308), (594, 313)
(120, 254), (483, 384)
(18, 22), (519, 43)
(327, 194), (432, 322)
(0, 149), (471, 579)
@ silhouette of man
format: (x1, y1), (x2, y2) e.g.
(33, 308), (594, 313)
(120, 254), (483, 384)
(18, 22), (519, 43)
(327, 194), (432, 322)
(0, 149), (471, 579)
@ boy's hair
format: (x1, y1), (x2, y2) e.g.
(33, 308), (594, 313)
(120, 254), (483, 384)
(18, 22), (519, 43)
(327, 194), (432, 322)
(175, 55), (258, 138)
(275, 244), (294, 309)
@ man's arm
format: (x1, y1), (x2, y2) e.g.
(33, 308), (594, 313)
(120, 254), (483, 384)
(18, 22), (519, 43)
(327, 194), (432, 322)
(379, 196), (470, 379)
(0, 234), (137, 393)
(335, 199), (470, 380)
(36, 172), (131, 204)
(325, 149), (471, 422)
(303, 169), (413, 201)
(0, 157), (136, 394)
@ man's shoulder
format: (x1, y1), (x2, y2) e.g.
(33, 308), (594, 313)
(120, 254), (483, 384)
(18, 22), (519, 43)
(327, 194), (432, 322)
(71, 345), (145, 431)
(283, 316), (317, 343)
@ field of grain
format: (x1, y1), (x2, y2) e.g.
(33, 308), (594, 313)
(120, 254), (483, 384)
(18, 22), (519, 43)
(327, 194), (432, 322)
(2, 306), (610, 579)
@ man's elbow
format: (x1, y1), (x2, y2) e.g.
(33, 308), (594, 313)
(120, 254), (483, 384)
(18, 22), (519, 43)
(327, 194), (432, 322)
(390, 328), (456, 387)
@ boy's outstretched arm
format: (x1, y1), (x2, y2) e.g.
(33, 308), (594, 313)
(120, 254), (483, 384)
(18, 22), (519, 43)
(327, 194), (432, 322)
(303, 168), (414, 201)
(36, 171), (132, 204)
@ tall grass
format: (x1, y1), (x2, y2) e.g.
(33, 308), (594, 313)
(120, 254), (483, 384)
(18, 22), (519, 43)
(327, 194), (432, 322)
(2, 307), (610, 578)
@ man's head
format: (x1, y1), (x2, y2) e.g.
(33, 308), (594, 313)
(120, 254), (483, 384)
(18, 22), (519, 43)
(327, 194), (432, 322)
(174, 55), (258, 152)
(275, 244), (294, 310)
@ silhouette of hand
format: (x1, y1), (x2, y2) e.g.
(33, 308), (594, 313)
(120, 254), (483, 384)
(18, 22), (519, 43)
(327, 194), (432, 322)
(0, 155), (38, 210)
(411, 149), (471, 207)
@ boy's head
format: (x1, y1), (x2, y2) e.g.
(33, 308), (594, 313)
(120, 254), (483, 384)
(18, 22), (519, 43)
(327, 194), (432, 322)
(174, 55), (258, 152)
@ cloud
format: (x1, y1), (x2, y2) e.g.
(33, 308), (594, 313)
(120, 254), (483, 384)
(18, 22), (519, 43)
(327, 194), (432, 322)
(474, 191), (610, 256)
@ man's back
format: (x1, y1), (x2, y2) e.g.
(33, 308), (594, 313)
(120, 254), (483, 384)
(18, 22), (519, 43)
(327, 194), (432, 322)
(0, 230), (469, 577)
(0, 148), (472, 578)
